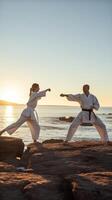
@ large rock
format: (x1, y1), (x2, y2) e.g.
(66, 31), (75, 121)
(0, 136), (24, 160)
(63, 172), (112, 200)
(0, 171), (112, 200)
(59, 116), (93, 126)
(23, 140), (112, 175)
(59, 116), (74, 122)
(0, 139), (112, 200)
(0, 173), (63, 200)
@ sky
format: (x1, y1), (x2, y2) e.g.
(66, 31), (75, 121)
(0, 0), (112, 106)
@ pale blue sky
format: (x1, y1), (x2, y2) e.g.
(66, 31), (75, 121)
(0, 0), (112, 106)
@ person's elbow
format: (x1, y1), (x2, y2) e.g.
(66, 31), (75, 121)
(67, 96), (73, 101)
(37, 91), (46, 97)
(94, 105), (100, 110)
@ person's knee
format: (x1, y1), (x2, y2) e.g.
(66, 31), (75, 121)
(95, 119), (106, 130)
(70, 119), (80, 129)
(70, 124), (76, 130)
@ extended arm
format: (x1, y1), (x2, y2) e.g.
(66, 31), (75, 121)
(28, 88), (51, 103)
(60, 93), (81, 102)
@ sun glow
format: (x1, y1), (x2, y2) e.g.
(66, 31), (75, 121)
(1, 87), (21, 103)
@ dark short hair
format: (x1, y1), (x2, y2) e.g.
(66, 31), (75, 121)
(83, 84), (90, 90)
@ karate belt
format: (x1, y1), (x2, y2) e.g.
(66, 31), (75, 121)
(82, 108), (93, 120)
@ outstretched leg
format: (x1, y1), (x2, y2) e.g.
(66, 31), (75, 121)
(65, 116), (81, 142)
(27, 120), (40, 142)
(93, 116), (109, 143)
(0, 116), (26, 135)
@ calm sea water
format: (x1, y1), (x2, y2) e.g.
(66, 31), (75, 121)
(0, 105), (112, 145)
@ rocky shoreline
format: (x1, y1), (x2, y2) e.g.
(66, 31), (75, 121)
(0, 136), (112, 200)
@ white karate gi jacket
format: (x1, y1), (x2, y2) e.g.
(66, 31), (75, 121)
(22, 90), (46, 121)
(67, 93), (100, 123)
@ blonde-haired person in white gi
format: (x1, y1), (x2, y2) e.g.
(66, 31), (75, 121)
(0, 83), (51, 143)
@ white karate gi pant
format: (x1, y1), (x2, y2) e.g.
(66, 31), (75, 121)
(4, 108), (40, 141)
(66, 112), (109, 142)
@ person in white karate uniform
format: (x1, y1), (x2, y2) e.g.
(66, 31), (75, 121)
(60, 84), (109, 143)
(0, 83), (51, 142)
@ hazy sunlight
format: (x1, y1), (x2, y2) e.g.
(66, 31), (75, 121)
(1, 87), (20, 103)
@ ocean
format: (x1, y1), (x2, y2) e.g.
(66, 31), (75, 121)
(0, 105), (112, 145)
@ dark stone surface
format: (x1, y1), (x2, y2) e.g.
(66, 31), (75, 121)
(0, 136), (24, 160)
(0, 139), (112, 200)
